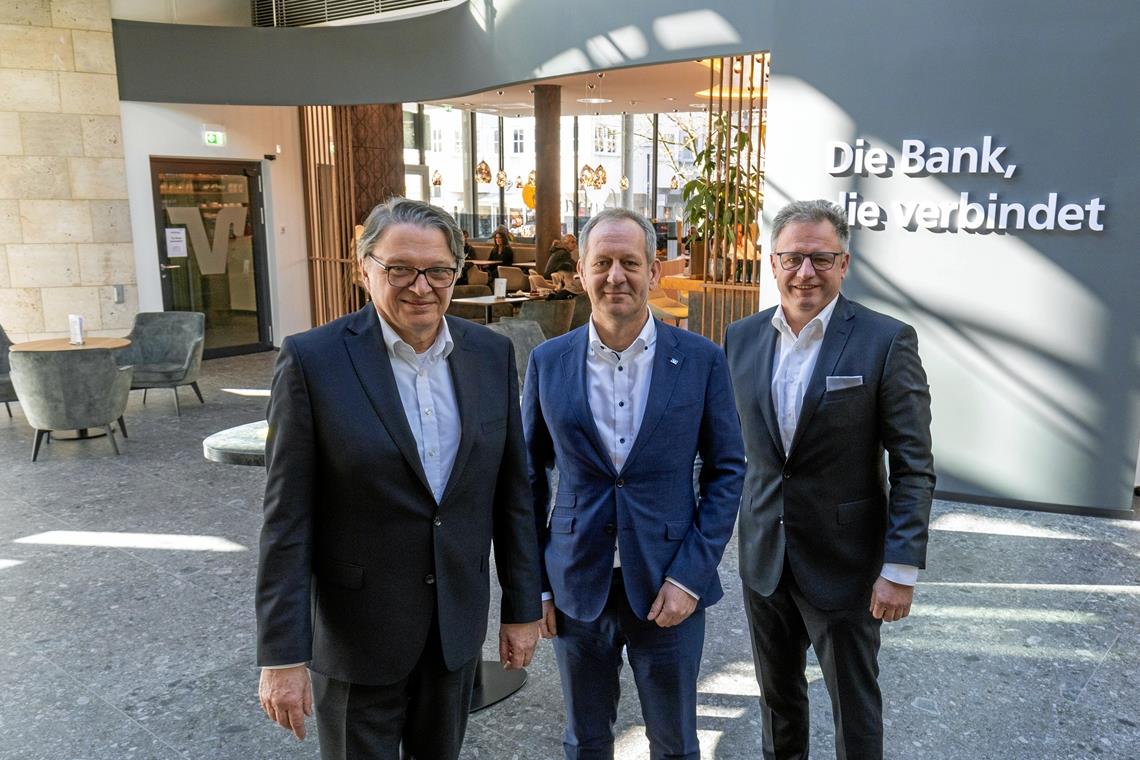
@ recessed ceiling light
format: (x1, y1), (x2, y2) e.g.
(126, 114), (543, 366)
(496, 90), (504, 95)
(689, 103), (707, 109)
(663, 97), (677, 101)
(577, 97), (613, 104)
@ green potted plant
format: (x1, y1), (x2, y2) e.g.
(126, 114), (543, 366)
(681, 112), (763, 279)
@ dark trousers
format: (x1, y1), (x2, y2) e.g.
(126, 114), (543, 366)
(552, 572), (705, 760)
(744, 562), (883, 760)
(311, 612), (479, 760)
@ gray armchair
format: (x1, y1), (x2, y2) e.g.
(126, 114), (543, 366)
(9, 349), (132, 461)
(487, 319), (547, 391)
(517, 299), (574, 339)
(0, 324), (17, 417)
(117, 312), (205, 416)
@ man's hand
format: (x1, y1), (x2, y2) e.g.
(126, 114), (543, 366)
(870, 576), (914, 622)
(539, 599), (558, 639)
(499, 621), (540, 669)
(647, 582), (698, 627)
(258, 665), (312, 740)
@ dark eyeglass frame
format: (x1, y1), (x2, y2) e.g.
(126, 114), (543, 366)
(774, 251), (846, 271)
(367, 254), (458, 287)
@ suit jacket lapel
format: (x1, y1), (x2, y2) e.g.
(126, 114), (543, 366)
(439, 317), (480, 504)
(623, 322), (682, 473)
(754, 314), (785, 458)
(343, 306), (431, 494)
(562, 328), (617, 476)
(787, 295), (855, 458)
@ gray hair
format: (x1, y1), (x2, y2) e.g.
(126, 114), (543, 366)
(356, 197), (465, 268)
(769, 200), (850, 252)
(579, 207), (656, 264)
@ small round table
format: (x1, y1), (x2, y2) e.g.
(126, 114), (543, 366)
(10, 337), (132, 440)
(10, 337), (130, 352)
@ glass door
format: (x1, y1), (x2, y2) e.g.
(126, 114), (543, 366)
(150, 158), (273, 358)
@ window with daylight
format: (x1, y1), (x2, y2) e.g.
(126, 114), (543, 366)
(512, 129), (526, 154)
(593, 125), (619, 154)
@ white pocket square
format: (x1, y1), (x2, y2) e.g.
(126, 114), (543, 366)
(826, 375), (863, 391)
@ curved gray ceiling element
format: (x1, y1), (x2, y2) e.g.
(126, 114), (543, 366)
(112, 0), (775, 105)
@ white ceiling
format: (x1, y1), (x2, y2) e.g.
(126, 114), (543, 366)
(423, 59), (738, 118)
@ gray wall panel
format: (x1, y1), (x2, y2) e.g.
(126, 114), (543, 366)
(764, 0), (1140, 512)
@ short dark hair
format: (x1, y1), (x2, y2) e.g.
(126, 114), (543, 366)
(770, 200), (850, 252)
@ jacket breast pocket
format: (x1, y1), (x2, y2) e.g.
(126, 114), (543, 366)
(821, 384), (867, 404)
(314, 559), (364, 589)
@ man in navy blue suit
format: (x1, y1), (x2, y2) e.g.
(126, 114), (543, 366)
(523, 207), (746, 759)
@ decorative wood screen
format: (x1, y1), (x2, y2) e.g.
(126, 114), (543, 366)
(300, 106), (365, 326)
(689, 53), (769, 344)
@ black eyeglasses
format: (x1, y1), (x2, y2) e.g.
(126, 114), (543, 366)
(774, 252), (846, 271)
(367, 255), (457, 287)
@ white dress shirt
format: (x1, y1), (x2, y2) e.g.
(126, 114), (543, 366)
(770, 296), (917, 587)
(587, 314), (657, 472)
(378, 313), (461, 504)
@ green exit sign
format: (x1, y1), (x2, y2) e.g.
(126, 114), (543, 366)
(202, 125), (226, 147)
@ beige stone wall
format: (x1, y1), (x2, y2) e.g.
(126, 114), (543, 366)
(0, 0), (135, 341)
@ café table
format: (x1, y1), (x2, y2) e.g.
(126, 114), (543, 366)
(450, 294), (530, 324)
(10, 336), (132, 439)
(202, 420), (526, 712)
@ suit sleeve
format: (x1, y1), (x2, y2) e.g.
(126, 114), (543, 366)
(878, 324), (936, 568)
(492, 343), (543, 624)
(256, 339), (316, 666)
(665, 348), (747, 596)
(521, 351), (554, 595)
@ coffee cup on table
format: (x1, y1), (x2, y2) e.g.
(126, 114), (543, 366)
(493, 278), (507, 298)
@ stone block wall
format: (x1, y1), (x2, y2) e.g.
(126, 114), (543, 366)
(0, 0), (136, 341)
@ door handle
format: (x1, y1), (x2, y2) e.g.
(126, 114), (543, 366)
(159, 264), (182, 270)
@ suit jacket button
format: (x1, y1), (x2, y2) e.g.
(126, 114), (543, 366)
(424, 574), (435, 585)
(433, 516), (442, 527)
(616, 478), (624, 488)
(778, 515), (784, 525)
(604, 522), (615, 535)
(782, 471), (791, 479)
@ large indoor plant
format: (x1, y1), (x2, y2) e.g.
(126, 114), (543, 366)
(681, 112), (763, 279)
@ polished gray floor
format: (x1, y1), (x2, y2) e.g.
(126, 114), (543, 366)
(1, 351), (1138, 759)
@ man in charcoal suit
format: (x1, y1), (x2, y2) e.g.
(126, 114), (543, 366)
(725, 199), (935, 760)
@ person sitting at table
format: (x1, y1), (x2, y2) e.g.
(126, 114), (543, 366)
(487, 226), (514, 281)
(457, 230), (477, 285)
(544, 239), (575, 278)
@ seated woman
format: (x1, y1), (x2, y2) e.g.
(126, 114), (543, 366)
(543, 240), (575, 278)
(486, 226), (514, 281)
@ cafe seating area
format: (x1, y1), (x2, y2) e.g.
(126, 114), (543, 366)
(1, 347), (1137, 759)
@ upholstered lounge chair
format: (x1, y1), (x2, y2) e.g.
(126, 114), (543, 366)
(9, 349), (132, 461)
(0, 324), (17, 417)
(486, 319), (547, 391)
(116, 312), (205, 416)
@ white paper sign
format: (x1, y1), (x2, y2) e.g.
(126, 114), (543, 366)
(165, 227), (188, 258)
(68, 314), (85, 345)
(493, 278), (507, 298)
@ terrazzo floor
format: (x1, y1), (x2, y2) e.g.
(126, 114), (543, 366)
(1, 351), (1138, 759)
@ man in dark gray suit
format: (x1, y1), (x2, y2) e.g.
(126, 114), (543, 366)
(725, 199), (935, 760)
(256, 197), (542, 759)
